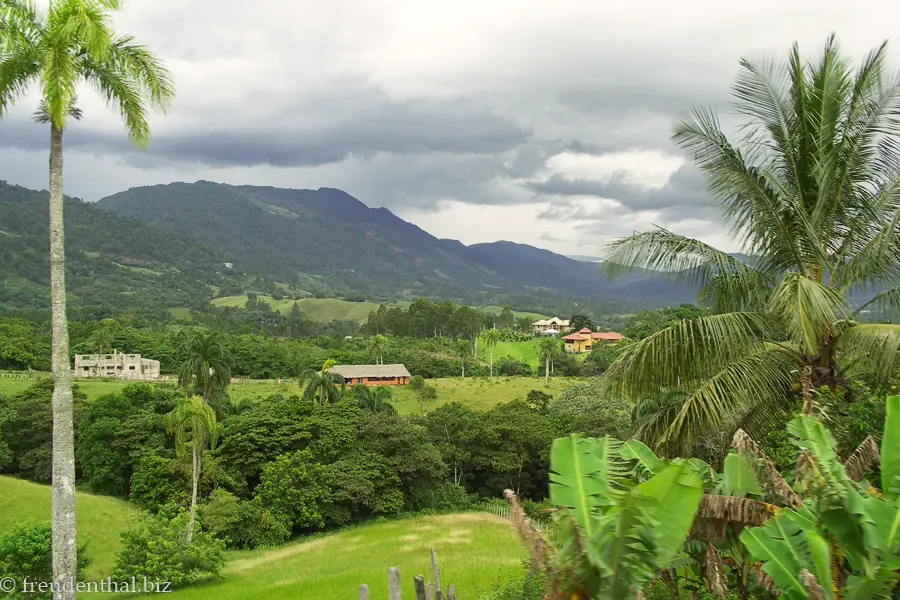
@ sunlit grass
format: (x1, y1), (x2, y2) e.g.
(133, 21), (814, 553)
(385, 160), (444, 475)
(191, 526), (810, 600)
(0, 476), (139, 581)
(122, 513), (524, 600)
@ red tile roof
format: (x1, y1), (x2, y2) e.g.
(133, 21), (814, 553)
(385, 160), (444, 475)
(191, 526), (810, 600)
(591, 331), (624, 340)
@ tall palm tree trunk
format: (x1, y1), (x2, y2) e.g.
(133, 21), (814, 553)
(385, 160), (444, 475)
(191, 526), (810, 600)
(187, 443), (199, 543)
(490, 348), (494, 377)
(49, 124), (77, 599)
(544, 357), (550, 387)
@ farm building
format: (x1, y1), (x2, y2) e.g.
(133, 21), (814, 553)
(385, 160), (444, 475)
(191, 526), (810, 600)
(532, 317), (572, 334)
(561, 328), (625, 353)
(328, 364), (412, 386)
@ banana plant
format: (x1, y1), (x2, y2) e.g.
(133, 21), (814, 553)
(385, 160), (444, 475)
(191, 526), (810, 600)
(548, 434), (704, 600)
(738, 395), (900, 599)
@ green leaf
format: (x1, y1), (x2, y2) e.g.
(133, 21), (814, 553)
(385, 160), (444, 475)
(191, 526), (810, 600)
(549, 435), (624, 536)
(619, 440), (664, 480)
(632, 462), (704, 567)
(881, 394), (900, 500)
(739, 513), (809, 600)
(723, 451), (763, 497)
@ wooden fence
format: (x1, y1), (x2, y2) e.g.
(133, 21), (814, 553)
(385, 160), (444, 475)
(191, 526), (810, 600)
(358, 548), (458, 600)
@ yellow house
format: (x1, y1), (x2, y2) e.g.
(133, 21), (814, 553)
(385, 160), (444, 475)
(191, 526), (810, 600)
(561, 328), (625, 353)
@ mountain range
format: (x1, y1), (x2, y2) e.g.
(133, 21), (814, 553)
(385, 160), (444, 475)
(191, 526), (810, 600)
(98, 181), (698, 303)
(0, 179), (700, 318)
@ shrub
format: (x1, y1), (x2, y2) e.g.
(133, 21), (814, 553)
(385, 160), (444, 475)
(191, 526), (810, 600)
(110, 506), (224, 589)
(198, 489), (239, 541)
(548, 382), (631, 439)
(129, 455), (188, 511)
(0, 521), (90, 600)
(226, 497), (290, 550)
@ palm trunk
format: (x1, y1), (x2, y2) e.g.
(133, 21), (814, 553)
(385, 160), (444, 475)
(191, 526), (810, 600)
(49, 124), (77, 600)
(544, 357), (550, 387)
(461, 360), (465, 378)
(489, 348), (494, 377)
(187, 443), (199, 543)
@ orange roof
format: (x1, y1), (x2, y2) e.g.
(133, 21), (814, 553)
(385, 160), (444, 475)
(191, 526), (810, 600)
(578, 327), (592, 334)
(561, 333), (588, 341)
(591, 331), (624, 340)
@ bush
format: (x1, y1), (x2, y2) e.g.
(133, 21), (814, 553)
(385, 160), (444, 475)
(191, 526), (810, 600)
(198, 489), (239, 541)
(0, 521), (90, 600)
(477, 560), (549, 600)
(226, 497), (290, 550)
(129, 455), (188, 511)
(496, 357), (528, 376)
(548, 382), (631, 439)
(110, 506), (224, 589)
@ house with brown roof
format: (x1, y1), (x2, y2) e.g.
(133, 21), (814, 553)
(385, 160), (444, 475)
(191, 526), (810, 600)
(328, 364), (412, 386)
(560, 328), (625, 353)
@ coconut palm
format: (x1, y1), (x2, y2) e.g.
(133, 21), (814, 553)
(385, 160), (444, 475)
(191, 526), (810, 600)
(350, 384), (396, 414)
(177, 330), (232, 408)
(455, 339), (471, 378)
(601, 35), (900, 452)
(481, 328), (502, 376)
(165, 395), (217, 543)
(301, 359), (344, 405)
(89, 318), (118, 356)
(0, 1), (174, 591)
(368, 334), (388, 365)
(537, 337), (559, 388)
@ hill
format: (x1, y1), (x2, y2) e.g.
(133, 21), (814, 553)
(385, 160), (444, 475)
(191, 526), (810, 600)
(0, 180), (246, 317)
(98, 181), (700, 307)
(120, 512), (523, 600)
(0, 476), (138, 580)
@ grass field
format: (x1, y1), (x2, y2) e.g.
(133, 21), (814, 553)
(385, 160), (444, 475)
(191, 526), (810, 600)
(116, 513), (524, 600)
(210, 296), (410, 323)
(483, 341), (542, 368)
(210, 295), (548, 325)
(1, 373), (581, 414)
(0, 476), (138, 580)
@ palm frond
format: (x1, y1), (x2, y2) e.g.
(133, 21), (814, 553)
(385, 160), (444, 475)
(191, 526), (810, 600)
(732, 429), (804, 507)
(605, 311), (771, 399)
(768, 272), (849, 353)
(836, 323), (900, 378)
(601, 228), (772, 311)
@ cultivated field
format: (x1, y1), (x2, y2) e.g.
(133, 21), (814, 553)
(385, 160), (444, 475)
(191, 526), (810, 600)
(118, 513), (524, 600)
(0, 476), (138, 580)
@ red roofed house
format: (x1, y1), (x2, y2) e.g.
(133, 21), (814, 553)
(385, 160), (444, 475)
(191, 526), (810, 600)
(561, 328), (625, 353)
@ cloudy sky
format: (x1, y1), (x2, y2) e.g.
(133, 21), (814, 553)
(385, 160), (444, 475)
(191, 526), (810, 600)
(0, 0), (895, 256)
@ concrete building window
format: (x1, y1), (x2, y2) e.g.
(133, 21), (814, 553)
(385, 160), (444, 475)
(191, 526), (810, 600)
(129, 366), (136, 370)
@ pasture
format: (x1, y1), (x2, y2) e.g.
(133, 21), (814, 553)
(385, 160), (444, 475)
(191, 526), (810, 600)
(0, 373), (582, 413)
(114, 513), (524, 600)
(0, 476), (138, 581)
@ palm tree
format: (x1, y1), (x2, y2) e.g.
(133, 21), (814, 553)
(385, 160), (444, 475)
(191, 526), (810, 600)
(456, 339), (471, 378)
(537, 337), (560, 387)
(302, 359), (344, 405)
(177, 330), (232, 407)
(481, 328), (502, 376)
(89, 318), (118, 356)
(368, 334), (388, 365)
(0, 1), (174, 591)
(351, 384), (396, 414)
(165, 395), (217, 543)
(601, 35), (900, 452)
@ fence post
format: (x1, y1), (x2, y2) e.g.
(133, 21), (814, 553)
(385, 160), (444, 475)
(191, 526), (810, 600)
(358, 584), (370, 600)
(414, 575), (426, 600)
(446, 584), (457, 600)
(430, 548), (442, 600)
(388, 567), (402, 600)
(425, 582), (434, 600)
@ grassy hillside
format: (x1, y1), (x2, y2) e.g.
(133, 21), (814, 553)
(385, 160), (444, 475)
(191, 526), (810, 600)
(211, 295), (411, 323)
(484, 341), (542, 368)
(390, 376), (581, 413)
(479, 305), (549, 321)
(0, 476), (138, 580)
(0, 375), (579, 413)
(120, 513), (523, 600)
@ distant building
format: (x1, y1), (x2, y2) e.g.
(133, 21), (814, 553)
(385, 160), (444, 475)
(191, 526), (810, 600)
(532, 317), (572, 334)
(223, 262), (233, 268)
(328, 364), (411, 386)
(561, 328), (625, 353)
(74, 352), (161, 380)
